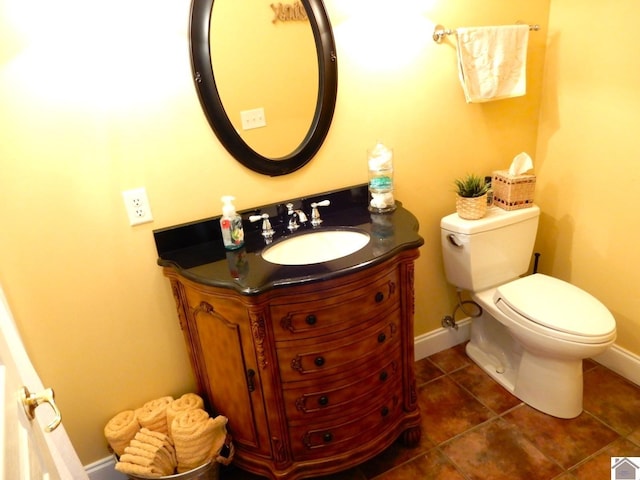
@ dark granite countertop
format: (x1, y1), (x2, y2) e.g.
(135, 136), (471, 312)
(153, 184), (424, 295)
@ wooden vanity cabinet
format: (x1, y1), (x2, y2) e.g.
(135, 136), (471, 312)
(163, 249), (421, 479)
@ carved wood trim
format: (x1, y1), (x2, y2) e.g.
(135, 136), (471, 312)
(169, 280), (188, 331)
(291, 355), (303, 373)
(295, 396), (307, 412)
(388, 280), (396, 298)
(410, 379), (418, 405)
(390, 322), (398, 337)
(407, 263), (415, 315)
(193, 300), (215, 316)
(249, 312), (268, 370)
(302, 432), (313, 449)
(271, 436), (287, 463)
(280, 313), (294, 333)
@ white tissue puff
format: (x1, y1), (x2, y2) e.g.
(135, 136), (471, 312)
(368, 143), (393, 170)
(508, 152), (533, 176)
(370, 192), (394, 208)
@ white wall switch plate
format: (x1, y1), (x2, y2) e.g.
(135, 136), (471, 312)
(122, 187), (153, 226)
(240, 107), (266, 130)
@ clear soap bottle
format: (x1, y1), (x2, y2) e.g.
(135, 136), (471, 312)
(220, 196), (244, 250)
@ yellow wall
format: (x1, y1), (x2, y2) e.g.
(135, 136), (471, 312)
(535, 0), (640, 352)
(2, 0), (604, 465)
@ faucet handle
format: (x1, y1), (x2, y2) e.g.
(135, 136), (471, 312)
(285, 203), (295, 214)
(250, 213), (275, 240)
(310, 199), (330, 227)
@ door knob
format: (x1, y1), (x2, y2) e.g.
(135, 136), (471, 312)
(20, 386), (62, 432)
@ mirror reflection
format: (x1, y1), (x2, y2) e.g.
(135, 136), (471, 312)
(211, 0), (318, 159)
(189, 0), (338, 176)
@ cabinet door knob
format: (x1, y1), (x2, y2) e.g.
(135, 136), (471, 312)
(314, 356), (325, 367)
(318, 396), (329, 406)
(381, 406), (390, 417)
(305, 314), (317, 325)
(323, 432), (333, 443)
(375, 292), (384, 303)
(378, 333), (386, 343)
(379, 370), (388, 382)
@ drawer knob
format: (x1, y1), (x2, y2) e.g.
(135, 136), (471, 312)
(314, 356), (325, 367)
(323, 432), (333, 443)
(381, 406), (390, 417)
(375, 292), (384, 303)
(379, 370), (388, 382)
(305, 314), (317, 325)
(318, 396), (329, 406)
(378, 333), (386, 343)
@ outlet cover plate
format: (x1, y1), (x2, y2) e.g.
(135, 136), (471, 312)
(240, 107), (266, 130)
(122, 187), (153, 226)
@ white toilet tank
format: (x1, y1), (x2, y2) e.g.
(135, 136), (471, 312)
(441, 205), (540, 292)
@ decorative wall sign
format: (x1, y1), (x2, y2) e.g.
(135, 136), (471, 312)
(271, 1), (308, 23)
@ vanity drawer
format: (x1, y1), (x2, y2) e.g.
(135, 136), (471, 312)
(282, 353), (401, 423)
(271, 268), (399, 341)
(276, 310), (400, 383)
(289, 391), (402, 460)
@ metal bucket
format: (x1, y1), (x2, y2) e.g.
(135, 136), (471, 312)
(120, 460), (219, 480)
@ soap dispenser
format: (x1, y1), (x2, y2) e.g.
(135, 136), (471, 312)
(220, 196), (244, 250)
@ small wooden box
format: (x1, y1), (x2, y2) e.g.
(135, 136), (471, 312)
(492, 170), (536, 210)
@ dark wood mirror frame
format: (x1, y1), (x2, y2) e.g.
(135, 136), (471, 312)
(189, 0), (338, 176)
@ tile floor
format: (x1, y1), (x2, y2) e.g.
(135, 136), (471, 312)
(221, 343), (640, 479)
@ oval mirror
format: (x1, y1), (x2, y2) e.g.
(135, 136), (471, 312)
(189, 0), (338, 176)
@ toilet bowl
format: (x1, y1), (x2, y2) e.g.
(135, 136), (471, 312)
(468, 274), (615, 418)
(440, 205), (617, 418)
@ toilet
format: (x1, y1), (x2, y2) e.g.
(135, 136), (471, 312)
(440, 205), (616, 418)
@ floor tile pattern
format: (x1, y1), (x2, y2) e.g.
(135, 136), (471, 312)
(221, 343), (640, 479)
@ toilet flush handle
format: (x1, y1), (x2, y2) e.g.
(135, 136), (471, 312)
(447, 234), (463, 248)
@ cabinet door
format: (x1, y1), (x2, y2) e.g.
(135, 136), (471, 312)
(183, 289), (271, 457)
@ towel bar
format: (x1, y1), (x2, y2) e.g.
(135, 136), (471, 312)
(433, 23), (540, 43)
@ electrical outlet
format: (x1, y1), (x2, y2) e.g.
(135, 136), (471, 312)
(122, 187), (153, 226)
(240, 107), (266, 130)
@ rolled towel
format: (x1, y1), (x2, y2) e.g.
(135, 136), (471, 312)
(123, 445), (174, 475)
(115, 428), (177, 477)
(134, 428), (177, 472)
(114, 460), (162, 478)
(103, 409), (140, 456)
(172, 409), (228, 473)
(135, 396), (174, 435)
(166, 393), (204, 436)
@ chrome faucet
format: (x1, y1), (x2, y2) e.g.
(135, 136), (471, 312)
(286, 203), (308, 232)
(310, 200), (330, 227)
(249, 213), (275, 242)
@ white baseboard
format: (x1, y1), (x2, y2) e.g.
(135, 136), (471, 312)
(414, 318), (472, 361)
(594, 344), (640, 387)
(413, 320), (640, 388)
(83, 323), (639, 478)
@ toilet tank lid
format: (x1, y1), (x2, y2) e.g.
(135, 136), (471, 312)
(441, 205), (540, 235)
(495, 274), (616, 337)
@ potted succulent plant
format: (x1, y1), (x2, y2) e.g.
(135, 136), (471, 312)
(454, 174), (490, 219)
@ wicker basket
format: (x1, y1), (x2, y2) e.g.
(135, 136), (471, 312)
(492, 170), (536, 210)
(456, 194), (488, 220)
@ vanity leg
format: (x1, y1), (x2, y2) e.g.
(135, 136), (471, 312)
(399, 426), (421, 447)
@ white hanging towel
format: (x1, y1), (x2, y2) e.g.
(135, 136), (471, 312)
(456, 25), (529, 103)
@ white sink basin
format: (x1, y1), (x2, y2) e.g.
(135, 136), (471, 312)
(262, 229), (370, 265)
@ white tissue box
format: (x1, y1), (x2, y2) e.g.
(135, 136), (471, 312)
(492, 170), (536, 210)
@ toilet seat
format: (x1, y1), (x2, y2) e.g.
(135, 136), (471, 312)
(494, 274), (616, 344)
